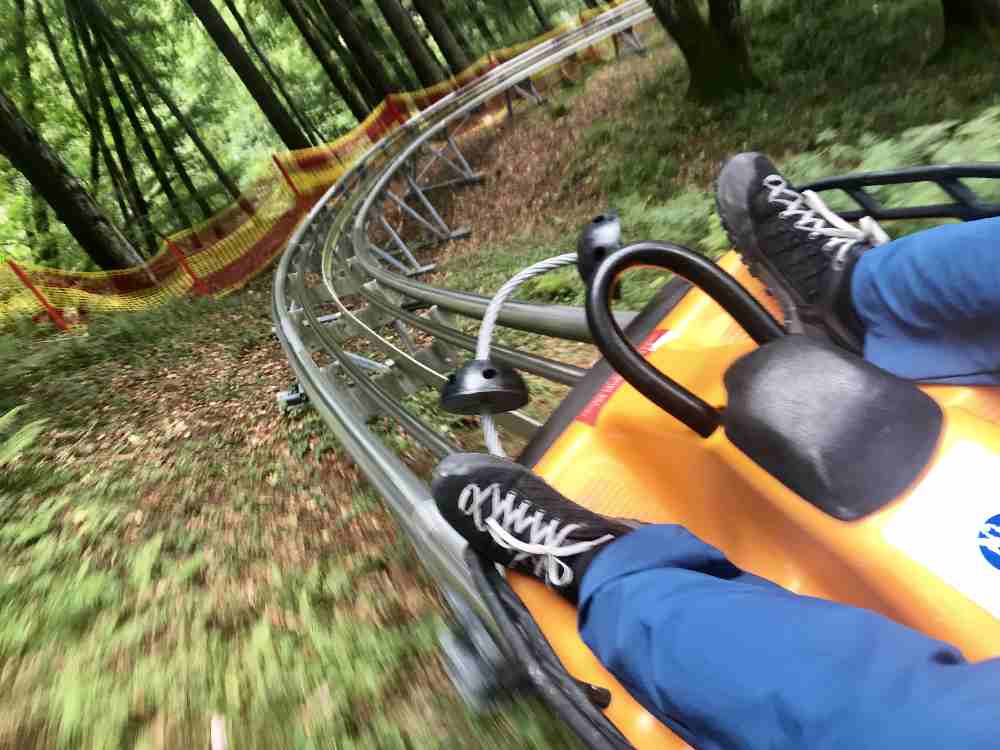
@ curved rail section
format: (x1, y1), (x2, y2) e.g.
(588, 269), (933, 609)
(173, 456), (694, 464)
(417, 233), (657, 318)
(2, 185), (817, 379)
(272, 1), (654, 716)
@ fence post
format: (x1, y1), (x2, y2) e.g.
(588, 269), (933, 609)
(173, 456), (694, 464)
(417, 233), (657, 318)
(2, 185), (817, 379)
(273, 154), (303, 201)
(165, 239), (210, 296)
(6, 259), (70, 332)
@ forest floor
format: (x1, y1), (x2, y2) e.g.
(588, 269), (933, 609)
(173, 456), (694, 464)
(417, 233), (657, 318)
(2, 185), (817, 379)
(5, 1), (1000, 747)
(0, 37), (668, 750)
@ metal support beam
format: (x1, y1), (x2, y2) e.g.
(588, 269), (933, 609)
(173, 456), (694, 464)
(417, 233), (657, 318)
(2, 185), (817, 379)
(504, 77), (545, 118)
(412, 130), (482, 192)
(613, 27), (646, 59)
(379, 213), (436, 276)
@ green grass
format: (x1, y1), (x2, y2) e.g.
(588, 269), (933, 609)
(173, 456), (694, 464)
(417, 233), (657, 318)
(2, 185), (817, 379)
(0, 288), (581, 749)
(436, 0), (1000, 315)
(575, 0), (1000, 232)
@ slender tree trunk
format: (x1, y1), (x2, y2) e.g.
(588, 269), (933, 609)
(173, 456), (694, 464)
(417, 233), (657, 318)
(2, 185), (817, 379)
(457, 19), (478, 61)
(328, 34), (382, 106)
(185, 0), (311, 150)
(467, 0), (500, 50)
(0, 88), (138, 270)
(98, 37), (194, 232)
(76, 11), (157, 253)
(939, 0), (1000, 55)
(707, 0), (757, 88)
(53, 0), (136, 229)
(348, 0), (414, 90)
(320, 0), (397, 98)
(74, 0), (245, 206)
(648, 0), (758, 100)
(304, 0), (381, 106)
(411, 0), (471, 74)
(498, 0), (526, 36)
(277, 0), (368, 120)
(14, 0), (57, 263)
(526, 0), (551, 32)
(222, 0), (322, 143)
(121, 56), (215, 222)
(89, 131), (100, 186)
(374, 0), (445, 87)
(412, 4), (446, 71)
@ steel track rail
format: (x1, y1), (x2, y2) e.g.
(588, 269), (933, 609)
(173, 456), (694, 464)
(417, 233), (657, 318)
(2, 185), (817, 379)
(272, 0), (655, 689)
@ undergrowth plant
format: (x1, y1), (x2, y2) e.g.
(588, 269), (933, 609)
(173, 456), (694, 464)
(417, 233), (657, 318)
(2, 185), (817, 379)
(0, 406), (45, 468)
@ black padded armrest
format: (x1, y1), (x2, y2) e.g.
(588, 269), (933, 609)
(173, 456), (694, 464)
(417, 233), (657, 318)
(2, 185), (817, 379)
(723, 336), (943, 520)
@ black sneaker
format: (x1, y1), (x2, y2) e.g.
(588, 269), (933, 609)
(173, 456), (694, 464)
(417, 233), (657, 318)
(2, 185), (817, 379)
(715, 152), (887, 351)
(432, 453), (637, 604)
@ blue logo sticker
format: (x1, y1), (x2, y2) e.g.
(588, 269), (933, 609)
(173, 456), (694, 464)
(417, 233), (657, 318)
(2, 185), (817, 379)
(979, 514), (1000, 571)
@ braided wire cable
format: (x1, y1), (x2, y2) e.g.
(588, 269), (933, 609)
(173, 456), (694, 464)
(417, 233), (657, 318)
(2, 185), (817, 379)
(476, 252), (579, 456)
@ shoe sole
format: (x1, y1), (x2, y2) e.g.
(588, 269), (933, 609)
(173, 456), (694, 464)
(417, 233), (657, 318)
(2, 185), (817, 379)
(713, 184), (806, 333)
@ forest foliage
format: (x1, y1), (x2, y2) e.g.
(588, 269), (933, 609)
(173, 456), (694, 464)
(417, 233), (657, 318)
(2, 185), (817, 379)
(0, 0), (586, 270)
(0, 0), (997, 270)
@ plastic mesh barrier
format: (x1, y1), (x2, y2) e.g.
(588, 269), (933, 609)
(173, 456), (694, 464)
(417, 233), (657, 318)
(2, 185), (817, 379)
(2, 1), (645, 330)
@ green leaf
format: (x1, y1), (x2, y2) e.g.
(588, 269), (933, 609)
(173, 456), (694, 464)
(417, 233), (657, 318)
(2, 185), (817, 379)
(172, 552), (208, 584)
(0, 406), (45, 467)
(130, 533), (164, 591)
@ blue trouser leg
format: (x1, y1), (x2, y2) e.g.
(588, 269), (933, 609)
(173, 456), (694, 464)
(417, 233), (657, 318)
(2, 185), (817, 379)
(578, 525), (1000, 750)
(850, 216), (1000, 384)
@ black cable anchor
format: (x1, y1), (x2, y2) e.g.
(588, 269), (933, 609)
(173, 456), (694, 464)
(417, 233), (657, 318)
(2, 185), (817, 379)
(440, 359), (530, 415)
(576, 211), (623, 286)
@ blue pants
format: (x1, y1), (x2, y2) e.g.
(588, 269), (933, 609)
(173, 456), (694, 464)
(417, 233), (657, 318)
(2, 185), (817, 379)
(851, 216), (1000, 385)
(578, 525), (1000, 750)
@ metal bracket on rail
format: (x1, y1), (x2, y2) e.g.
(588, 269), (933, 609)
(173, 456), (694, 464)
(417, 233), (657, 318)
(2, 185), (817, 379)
(613, 27), (646, 58)
(277, 382), (308, 410)
(373, 179), (470, 276)
(504, 77), (545, 119)
(406, 116), (484, 196)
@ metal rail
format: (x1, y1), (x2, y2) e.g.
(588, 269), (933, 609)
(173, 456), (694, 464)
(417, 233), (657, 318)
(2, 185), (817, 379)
(272, 1), (1000, 731)
(272, 1), (655, 677)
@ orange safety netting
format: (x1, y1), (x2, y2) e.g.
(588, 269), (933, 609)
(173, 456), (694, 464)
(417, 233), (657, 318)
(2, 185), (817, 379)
(1, 2), (648, 331)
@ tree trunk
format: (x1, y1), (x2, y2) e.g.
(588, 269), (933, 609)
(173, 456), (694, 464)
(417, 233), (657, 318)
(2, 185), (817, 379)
(277, 0), (369, 120)
(76, 11), (157, 253)
(0, 87), (138, 270)
(74, 0), (245, 206)
(412, 2), (447, 69)
(467, 0), (500, 50)
(89, 130), (100, 187)
(411, 0), (471, 74)
(648, 0), (758, 100)
(939, 0), (1000, 55)
(375, 0), (445, 87)
(222, 0), (323, 143)
(349, 0), (414, 90)
(707, 0), (757, 89)
(98, 37), (194, 232)
(444, 10), (477, 61)
(304, 0), (382, 106)
(185, 0), (311, 150)
(497, 0), (524, 33)
(122, 55), (216, 222)
(320, 0), (397, 99)
(527, 0), (551, 32)
(54, 0), (136, 229)
(14, 0), (58, 264)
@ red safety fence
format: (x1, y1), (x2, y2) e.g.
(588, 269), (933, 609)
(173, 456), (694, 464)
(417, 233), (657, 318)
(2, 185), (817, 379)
(1, 2), (650, 331)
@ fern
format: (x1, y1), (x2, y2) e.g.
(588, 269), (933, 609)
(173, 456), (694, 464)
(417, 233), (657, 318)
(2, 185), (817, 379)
(0, 406), (45, 467)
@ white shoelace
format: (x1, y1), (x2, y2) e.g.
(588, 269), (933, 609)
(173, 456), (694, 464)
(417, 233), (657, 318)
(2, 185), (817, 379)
(764, 175), (890, 270)
(458, 482), (615, 586)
